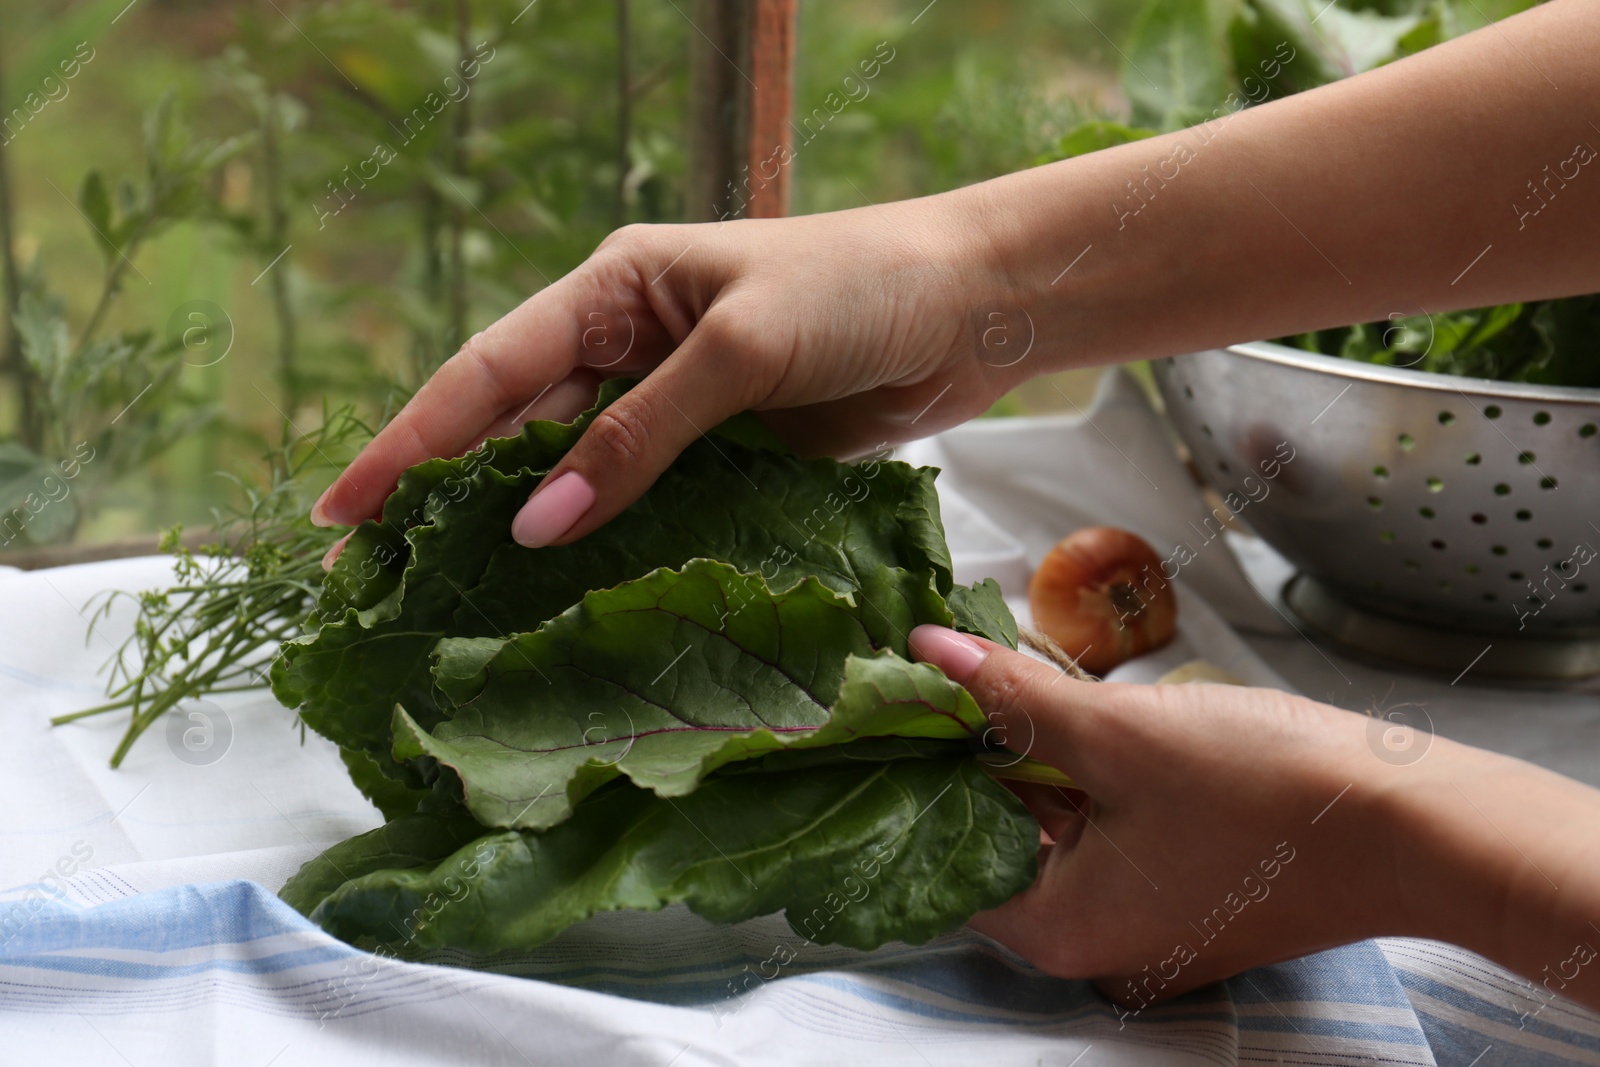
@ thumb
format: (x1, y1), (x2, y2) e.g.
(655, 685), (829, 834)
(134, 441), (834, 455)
(908, 624), (1098, 786)
(508, 323), (765, 548)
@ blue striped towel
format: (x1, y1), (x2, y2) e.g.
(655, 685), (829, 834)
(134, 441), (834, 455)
(4, 877), (1595, 1065)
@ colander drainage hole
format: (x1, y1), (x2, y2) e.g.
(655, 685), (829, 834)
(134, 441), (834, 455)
(1438, 411), (1455, 425)
(1398, 433), (1416, 450)
(1516, 509), (1532, 521)
(1217, 460), (1231, 473)
(1534, 411), (1552, 426)
(1492, 545), (1508, 556)
(1576, 584), (1589, 594)
(1439, 580), (1454, 592)
(1378, 530), (1395, 543)
(1581, 424), (1597, 439)
(1465, 452), (1482, 465)
(1420, 506), (1436, 519)
(1367, 496), (1383, 510)
(1201, 423), (1213, 437)
(1373, 464), (1390, 479)
(1430, 539), (1447, 551)
(1485, 405), (1503, 419)
(1483, 592), (1498, 603)
(1518, 451), (1537, 465)
(1494, 483), (1511, 495)
(1541, 476), (1558, 490)
(1509, 571), (1525, 581)
(1537, 537), (1553, 549)
(1471, 513), (1487, 524)
(1426, 476), (1444, 492)
(1404, 560), (1420, 572)
(1464, 564), (1480, 575)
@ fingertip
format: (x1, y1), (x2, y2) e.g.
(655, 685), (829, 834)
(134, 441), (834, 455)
(511, 470), (596, 548)
(321, 532), (352, 572)
(312, 476), (376, 528)
(310, 487), (336, 528)
(926, 631), (1093, 781)
(909, 624), (991, 684)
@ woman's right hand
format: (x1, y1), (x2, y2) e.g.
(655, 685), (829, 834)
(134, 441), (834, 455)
(312, 193), (1034, 549)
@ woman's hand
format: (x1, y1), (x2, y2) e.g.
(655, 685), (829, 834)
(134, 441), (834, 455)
(312, 195), (1029, 548)
(906, 625), (1600, 1016)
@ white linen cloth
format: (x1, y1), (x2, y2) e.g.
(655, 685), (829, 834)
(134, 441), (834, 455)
(2, 368), (1597, 1066)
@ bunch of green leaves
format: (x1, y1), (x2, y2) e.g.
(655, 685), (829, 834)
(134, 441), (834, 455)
(1033, 0), (1590, 386)
(272, 382), (1039, 956)
(1285, 296), (1600, 386)
(56, 405), (366, 766)
(0, 92), (247, 544)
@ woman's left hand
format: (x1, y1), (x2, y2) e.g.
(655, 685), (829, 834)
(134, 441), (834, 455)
(907, 624), (1483, 1011)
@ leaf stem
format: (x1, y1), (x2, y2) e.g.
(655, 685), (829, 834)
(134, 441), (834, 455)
(977, 753), (1077, 789)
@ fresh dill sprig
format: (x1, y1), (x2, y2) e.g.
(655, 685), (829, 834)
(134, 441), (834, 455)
(55, 405), (373, 767)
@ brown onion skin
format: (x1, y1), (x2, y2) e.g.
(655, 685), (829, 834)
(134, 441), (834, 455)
(1027, 526), (1178, 675)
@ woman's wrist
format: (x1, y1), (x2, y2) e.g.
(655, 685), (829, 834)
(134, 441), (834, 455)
(887, 184), (1066, 389)
(1235, 704), (1592, 978)
(1370, 738), (1517, 946)
(1377, 737), (1600, 1000)
(939, 140), (1255, 380)
(934, 165), (1106, 379)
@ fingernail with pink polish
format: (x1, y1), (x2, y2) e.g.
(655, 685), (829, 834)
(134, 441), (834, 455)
(908, 624), (990, 683)
(310, 488), (335, 528)
(321, 532), (352, 572)
(512, 472), (595, 548)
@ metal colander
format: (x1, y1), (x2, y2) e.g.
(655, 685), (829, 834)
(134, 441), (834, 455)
(1153, 342), (1600, 680)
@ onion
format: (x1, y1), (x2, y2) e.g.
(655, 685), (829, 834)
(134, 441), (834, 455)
(1027, 526), (1177, 675)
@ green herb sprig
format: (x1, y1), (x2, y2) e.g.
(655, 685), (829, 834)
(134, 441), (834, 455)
(55, 405), (371, 766)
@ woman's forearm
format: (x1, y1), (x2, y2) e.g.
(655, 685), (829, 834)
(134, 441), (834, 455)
(943, 0), (1600, 373)
(1381, 739), (1600, 1014)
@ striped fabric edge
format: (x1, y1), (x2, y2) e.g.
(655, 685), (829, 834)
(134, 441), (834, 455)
(1234, 995), (1439, 1061)
(415, 928), (1062, 1001)
(432, 927), (1246, 1064)
(0, 882), (495, 1024)
(0, 881), (1229, 1064)
(1232, 1007), (1438, 1067)
(0, 878), (1463, 1067)
(1381, 938), (1600, 1067)
(729, 976), (1241, 1066)
(0, 881), (1207, 1055)
(1224, 941), (1439, 1067)
(750, 985), (1433, 1067)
